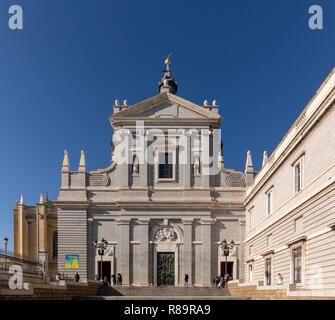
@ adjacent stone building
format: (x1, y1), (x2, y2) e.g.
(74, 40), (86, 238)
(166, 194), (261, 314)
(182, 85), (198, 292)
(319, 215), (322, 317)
(244, 67), (335, 296)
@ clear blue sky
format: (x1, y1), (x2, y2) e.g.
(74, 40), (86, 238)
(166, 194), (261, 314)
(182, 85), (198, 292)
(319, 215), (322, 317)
(0, 0), (334, 250)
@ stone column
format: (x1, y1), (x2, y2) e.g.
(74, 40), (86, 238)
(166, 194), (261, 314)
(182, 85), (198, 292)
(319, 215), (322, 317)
(180, 131), (191, 188)
(138, 218), (150, 285)
(87, 217), (94, 280)
(201, 129), (211, 188)
(139, 129), (148, 188)
(17, 203), (28, 258)
(117, 129), (131, 188)
(182, 218), (193, 284)
(117, 218), (131, 285)
(37, 203), (48, 251)
(200, 218), (216, 285)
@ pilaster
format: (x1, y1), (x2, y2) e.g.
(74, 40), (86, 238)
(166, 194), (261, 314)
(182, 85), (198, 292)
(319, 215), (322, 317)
(138, 129), (148, 188)
(117, 218), (131, 285)
(180, 131), (191, 188)
(182, 218), (193, 284)
(17, 204), (28, 258)
(138, 218), (150, 285)
(200, 218), (216, 285)
(201, 129), (211, 187)
(118, 130), (131, 188)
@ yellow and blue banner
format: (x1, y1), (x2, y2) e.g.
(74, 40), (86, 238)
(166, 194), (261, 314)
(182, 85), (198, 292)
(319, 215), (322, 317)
(65, 255), (79, 269)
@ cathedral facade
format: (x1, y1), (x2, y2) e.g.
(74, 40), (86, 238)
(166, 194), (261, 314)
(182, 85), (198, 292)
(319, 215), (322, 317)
(14, 59), (249, 285)
(14, 59), (335, 296)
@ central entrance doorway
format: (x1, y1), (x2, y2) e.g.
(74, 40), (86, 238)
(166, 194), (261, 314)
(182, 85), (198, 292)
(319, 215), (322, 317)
(220, 261), (234, 280)
(157, 252), (175, 286)
(98, 261), (111, 284)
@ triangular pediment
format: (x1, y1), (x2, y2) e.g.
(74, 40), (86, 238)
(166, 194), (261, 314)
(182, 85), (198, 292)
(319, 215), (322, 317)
(110, 92), (221, 120)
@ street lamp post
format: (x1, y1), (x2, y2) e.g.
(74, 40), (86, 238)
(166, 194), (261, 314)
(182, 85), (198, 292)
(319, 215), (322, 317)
(4, 237), (8, 271)
(92, 238), (108, 281)
(220, 239), (234, 278)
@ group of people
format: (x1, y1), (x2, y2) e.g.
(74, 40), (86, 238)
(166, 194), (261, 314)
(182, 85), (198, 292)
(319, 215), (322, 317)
(112, 273), (123, 286)
(54, 272), (80, 283)
(212, 273), (230, 288)
(95, 273), (123, 286)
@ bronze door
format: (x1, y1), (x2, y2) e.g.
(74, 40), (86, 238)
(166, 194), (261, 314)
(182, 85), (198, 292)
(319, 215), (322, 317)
(157, 252), (175, 286)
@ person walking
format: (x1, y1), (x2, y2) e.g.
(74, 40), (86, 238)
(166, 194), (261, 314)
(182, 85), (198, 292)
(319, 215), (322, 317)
(211, 278), (216, 287)
(223, 273), (229, 288)
(74, 272), (80, 282)
(215, 276), (220, 287)
(112, 273), (116, 286)
(276, 273), (284, 285)
(184, 274), (189, 286)
(119, 273), (123, 286)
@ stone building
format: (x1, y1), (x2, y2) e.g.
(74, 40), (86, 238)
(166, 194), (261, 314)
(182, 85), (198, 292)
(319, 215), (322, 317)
(244, 67), (335, 296)
(14, 58), (248, 285)
(14, 58), (335, 295)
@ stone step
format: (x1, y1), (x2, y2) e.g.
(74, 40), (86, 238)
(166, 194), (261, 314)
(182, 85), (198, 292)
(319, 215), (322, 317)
(98, 286), (230, 297)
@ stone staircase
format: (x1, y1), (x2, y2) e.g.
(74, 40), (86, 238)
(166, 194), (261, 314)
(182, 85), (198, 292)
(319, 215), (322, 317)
(98, 285), (230, 297)
(0, 280), (102, 300)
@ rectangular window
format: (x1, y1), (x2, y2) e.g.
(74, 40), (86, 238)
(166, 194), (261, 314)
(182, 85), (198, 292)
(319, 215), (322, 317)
(249, 264), (253, 283)
(265, 258), (272, 285)
(293, 247), (302, 284)
(267, 190), (273, 215)
(295, 161), (302, 193)
(249, 245), (253, 255)
(267, 234), (272, 248)
(294, 216), (303, 234)
(249, 210), (253, 230)
(158, 153), (173, 179)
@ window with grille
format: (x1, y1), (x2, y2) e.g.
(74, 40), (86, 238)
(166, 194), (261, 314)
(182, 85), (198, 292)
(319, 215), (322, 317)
(267, 190), (273, 215)
(293, 247), (302, 284)
(159, 153), (173, 179)
(265, 258), (272, 285)
(295, 161), (302, 193)
(53, 231), (58, 258)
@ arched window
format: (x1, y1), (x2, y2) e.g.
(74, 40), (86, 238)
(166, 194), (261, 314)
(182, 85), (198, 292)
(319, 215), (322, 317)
(53, 231), (58, 258)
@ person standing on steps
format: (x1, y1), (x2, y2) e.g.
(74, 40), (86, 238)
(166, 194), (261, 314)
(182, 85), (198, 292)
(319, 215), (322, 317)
(117, 273), (123, 286)
(184, 274), (189, 286)
(223, 273), (229, 288)
(74, 272), (80, 282)
(112, 273), (116, 286)
(276, 273), (284, 285)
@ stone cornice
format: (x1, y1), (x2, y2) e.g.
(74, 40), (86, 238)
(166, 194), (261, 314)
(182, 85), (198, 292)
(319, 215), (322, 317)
(52, 200), (245, 211)
(286, 235), (307, 247)
(110, 92), (221, 120)
(110, 118), (222, 129)
(182, 218), (194, 225)
(200, 218), (216, 225)
(116, 217), (131, 225)
(261, 249), (274, 257)
(138, 218), (150, 224)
